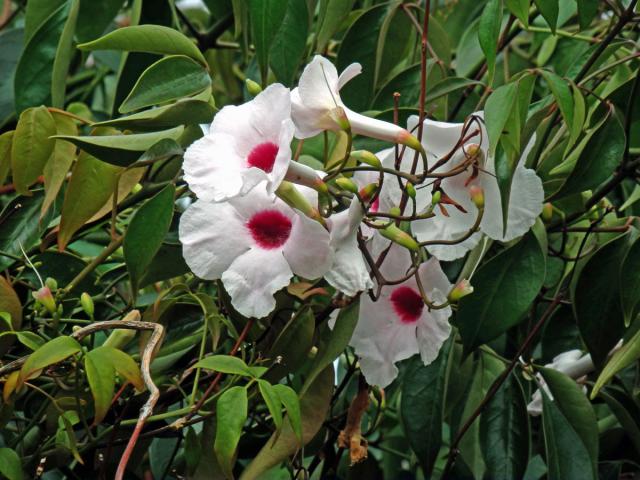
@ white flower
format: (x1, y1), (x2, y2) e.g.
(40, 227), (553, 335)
(291, 56), (418, 147)
(350, 244), (452, 388)
(183, 84), (294, 202)
(179, 185), (332, 318)
(379, 113), (544, 261)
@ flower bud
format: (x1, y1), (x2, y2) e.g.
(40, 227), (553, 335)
(350, 150), (381, 168)
(431, 190), (442, 205)
(245, 78), (262, 96)
(405, 182), (416, 199)
(276, 181), (326, 226)
(81, 292), (95, 319)
(448, 279), (474, 303)
(335, 177), (359, 194)
(358, 183), (379, 203)
(45, 277), (58, 291)
(388, 206), (402, 217)
(469, 185), (484, 209)
(329, 107), (351, 131)
(464, 143), (482, 160)
(379, 224), (420, 251)
(541, 202), (553, 223)
(32, 286), (56, 314)
(397, 130), (423, 151)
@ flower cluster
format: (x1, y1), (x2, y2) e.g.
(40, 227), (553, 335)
(179, 55), (544, 387)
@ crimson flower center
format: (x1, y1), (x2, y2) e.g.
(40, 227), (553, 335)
(390, 286), (424, 324)
(247, 210), (292, 249)
(370, 197), (380, 213)
(247, 142), (279, 173)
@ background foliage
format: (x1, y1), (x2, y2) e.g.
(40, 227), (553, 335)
(1, 0), (640, 478)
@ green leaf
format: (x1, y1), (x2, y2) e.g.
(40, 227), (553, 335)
(119, 55), (211, 113)
(316, 0), (356, 52)
(0, 277), (22, 334)
(400, 338), (452, 477)
(620, 235), (640, 326)
(96, 99), (214, 131)
(597, 387), (640, 455)
(265, 306), (314, 381)
(93, 345), (145, 390)
(478, 0), (503, 82)
(11, 106), (56, 196)
(14, 3), (69, 113)
(533, 0), (559, 33)
(57, 150), (122, 250)
(457, 232), (546, 352)
(215, 386), (248, 479)
(273, 384), (302, 443)
(195, 355), (257, 377)
(0, 130), (12, 185)
(540, 71), (574, 135)
(42, 111), (78, 219)
(540, 367), (598, 479)
(301, 300), (358, 395)
(480, 372), (530, 479)
(15, 331), (45, 351)
(249, 0), (288, 84)
(505, 0), (530, 27)
(76, 0), (124, 43)
(240, 366), (334, 480)
(573, 234), (627, 367)
(51, 0), (79, 108)
(85, 348), (116, 424)
(258, 380), (283, 432)
(124, 184), (175, 292)
(425, 76), (484, 104)
(484, 81), (518, 157)
(19, 336), (82, 386)
(0, 447), (23, 480)
(55, 126), (184, 167)
(0, 29), (24, 125)
(269, 0), (309, 86)
(576, 0), (598, 30)
(77, 25), (207, 66)
(592, 326), (640, 398)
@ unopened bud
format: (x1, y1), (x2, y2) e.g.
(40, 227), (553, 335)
(131, 183), (143, 195)
(431, 191), (442, 205)
(276, 181), (326, 226)
(358, 183), (379, 203)
(388, 206), (401, 217)
(350, 150), (381, 168)
(45, 277), (58, 291)
(448, 279), (474, 303)
(464, 143), (482, 160)
(469, 185), (484, 209)
(397, 130), (422, 151)
(335, 177), (359, 194)
(330, 107), (351, 131)
(80, 293), (95, 318)
(379, 224), (420, 251)
(245, 79), (262, 96)
(405, 182), (416, 199)
(541, 202), (553, 223)
(32, 286), (56, 314)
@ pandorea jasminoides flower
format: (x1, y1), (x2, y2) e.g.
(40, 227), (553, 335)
(291, 55), (420, 148)
(183, 84), (294, 202)
(349, 245), (452, 387)
(381, 114), (544, 261)
(179, 185), (332, 318)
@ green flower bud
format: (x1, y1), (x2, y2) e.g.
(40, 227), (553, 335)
(379, 224), (420, 251)
(80, 292), (95, 319)
(541, 202), (553, 223)
(405, 182), (416, 199)
(350, 150), (381, 168)
(32, 287), (56, 314)
(448, 279), (474, 303)
(45, 277), (58, 291)
(335, 177), (359, 194)
(431, 190), (442, 205)
(469, 185), (485, 209)
(245, 79), (262, 96)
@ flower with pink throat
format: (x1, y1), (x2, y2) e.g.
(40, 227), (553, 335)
(183, 84), (294, 202)
(179, 185), (332, 318)
(291, 55), (419, 148)
(349, 245), (453, 387)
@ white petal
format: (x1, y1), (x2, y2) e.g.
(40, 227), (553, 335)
(297, 55), (341, 111)
(347, 108), (406, 144)
(337, 62), (362, 90)
(250, 83), (292, 140)
(418, 257), (453, 297)
(290, 88), (325, 138)
(221, 248), (293, 318)
(283, 213), (332, 279)
(179, 200), (251, 279)
(416, 308), (452, 365)
(357, 344), (400, 388)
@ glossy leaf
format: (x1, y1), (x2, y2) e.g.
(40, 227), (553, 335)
(96, 99), (214, 130)
(266, 306), (314, 381)
(258, 379), (283, 431)
(85, 348), (116, 424)
(478, 0), (503, 82)
(215, 386), (248, 479)
(540, 70), (574, 134)
(484, 81), (518, 156)
(19, 336), (82, 386)
(0, 131), (12, 185)
(11, 106), (56, 196)
(249, 0), (288, 83)
(316, 0), (356, 52)
(592, 325), (640, 398)
(0, 29), (23, 125)
(400, 338), (452, 477)
(533, 0), (558, 33)
(119, 55), (211, 113)
(0, 277), (22, 355)
(55, 126), (184, 167)
(195, 355), (258, 377)
(573, 234), (627, 367)
(0, 448), (23, 480)
(77, 25), (207, 66)
(76, 0), (124, 42)
(124, 184), (175, 292)
(480, 372), (530, 479)
(506, 0), (530, 27)
(620, 235), (640, 326)
(51, 0), (79, 108)
(457, 232), (546, 352)
(103, 346), (144, 390)
(576, 0), (598, 30)
(273, 384), (302, 443)
(269, 0), (309, 86)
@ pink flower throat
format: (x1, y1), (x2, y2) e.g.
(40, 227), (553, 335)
(247, 209), (292, 249)
(390, 286), (424, 323)
(247, 142), (279, 173)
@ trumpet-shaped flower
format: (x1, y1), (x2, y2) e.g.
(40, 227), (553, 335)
(179, 185), (332, 318)
(183, 84), (294, 202)
(291, 56), (419, 148)
(349, 245), (452, 387)
(379, 114), (544, 261)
